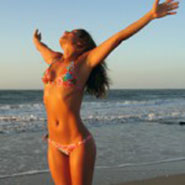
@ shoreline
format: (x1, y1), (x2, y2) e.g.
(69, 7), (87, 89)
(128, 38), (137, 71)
(1, 159), (185, 185)
(116, 173), (185, 185)
(0, 172), (185, 185)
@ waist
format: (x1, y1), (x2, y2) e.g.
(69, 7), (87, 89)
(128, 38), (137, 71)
(47, 117), (90, 144)
(46, 109), (81, 123)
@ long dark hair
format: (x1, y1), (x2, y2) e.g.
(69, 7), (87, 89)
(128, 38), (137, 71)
(76, 29), (111, 98)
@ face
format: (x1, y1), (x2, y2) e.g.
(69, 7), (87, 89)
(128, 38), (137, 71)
(59, 29), (87, 50)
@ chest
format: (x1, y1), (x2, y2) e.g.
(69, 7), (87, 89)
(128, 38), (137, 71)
(43, 61), (79, 84)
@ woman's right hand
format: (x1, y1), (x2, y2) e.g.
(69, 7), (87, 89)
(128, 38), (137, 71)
(32, 28), (63, 64)
(33, 29), (42, 43)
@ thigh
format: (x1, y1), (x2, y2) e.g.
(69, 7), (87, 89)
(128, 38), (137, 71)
(48, 142), (72, 185)
(69, 136), (97, 185)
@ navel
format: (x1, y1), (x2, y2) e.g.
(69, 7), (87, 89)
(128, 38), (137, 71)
(55, 120), (60, 126)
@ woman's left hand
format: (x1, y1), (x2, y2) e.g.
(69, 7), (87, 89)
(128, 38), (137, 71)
(151, 0), (180, 19)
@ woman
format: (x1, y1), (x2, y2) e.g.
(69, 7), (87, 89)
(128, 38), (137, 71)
(33, 0), (179, 184)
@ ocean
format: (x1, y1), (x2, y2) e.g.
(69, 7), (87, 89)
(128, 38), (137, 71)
(0, 89), (185, 181)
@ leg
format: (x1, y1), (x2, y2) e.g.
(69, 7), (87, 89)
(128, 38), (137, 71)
(69, 135), (97, 185)
(48, 142), (72, 185)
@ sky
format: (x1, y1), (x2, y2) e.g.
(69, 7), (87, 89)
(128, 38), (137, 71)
(0, 0), (184, 90)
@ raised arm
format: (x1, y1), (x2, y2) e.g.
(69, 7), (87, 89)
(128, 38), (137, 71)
(86, 0), (179, 68)
(33, 29), (63, 65)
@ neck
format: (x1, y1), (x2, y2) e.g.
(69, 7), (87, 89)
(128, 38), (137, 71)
(63, 49), (80, 62)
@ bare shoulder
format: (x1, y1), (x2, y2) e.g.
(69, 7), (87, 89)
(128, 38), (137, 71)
(42, 50), (63, 65)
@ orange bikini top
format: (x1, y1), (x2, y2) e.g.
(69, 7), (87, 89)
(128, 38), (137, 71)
(42, 60), (84, 91)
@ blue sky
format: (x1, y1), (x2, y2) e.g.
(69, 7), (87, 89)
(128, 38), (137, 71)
(0, 0), (184, 89)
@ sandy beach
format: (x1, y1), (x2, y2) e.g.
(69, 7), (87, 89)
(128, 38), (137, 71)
(1, 159), (185, 185)
(117, 173), (185, 185)
(0, 172), (185, 185)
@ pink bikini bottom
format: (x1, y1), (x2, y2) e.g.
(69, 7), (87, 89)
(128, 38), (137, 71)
(44, 134), (94, 156)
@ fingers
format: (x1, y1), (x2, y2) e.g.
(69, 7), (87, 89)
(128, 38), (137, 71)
(38, 32), (41, 38)
(167, 11), (177, 15)
(34, 29), (38, 35)
(34, 28), (41, 36)
(34, 29), (38, 38)
(171, 1), (179, 8)
(167, 1), (179, 13)
(169, 6), (178, 11)
(168, 1), (179, 6)
(155, 0), (160, 4)
(166, 0), (174, 3)
(154, 0), (160, 8)
(166, 0), (179, 7)
(33, 28), (42, 40)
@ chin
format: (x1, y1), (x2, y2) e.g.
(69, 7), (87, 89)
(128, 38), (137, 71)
(60, 36), (65, 43)
(59, 37), (67, 46)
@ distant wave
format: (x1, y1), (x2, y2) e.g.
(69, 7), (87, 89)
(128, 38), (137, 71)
(84, 98), (184, 107)
(0, 110), (184, 134)
(0, 103), (43, 110)
(0, 115), (46, 122)
(1, 157), (185, 179)
(85, 111), (184, 123)
(0, 111), (183, 123)
(0, 98), (183, 110)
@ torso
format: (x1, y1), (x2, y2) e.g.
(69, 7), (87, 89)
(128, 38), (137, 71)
(42, 53), (93, 144)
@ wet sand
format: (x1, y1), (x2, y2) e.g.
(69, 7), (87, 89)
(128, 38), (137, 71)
(1, 160), (185, 185)
(116, 173), (185, 185)
(0, 172), (185, 185)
